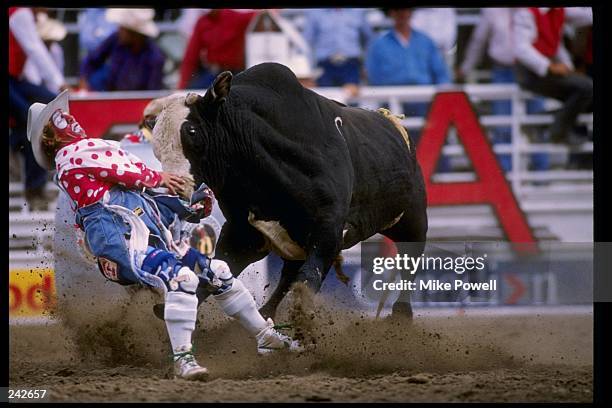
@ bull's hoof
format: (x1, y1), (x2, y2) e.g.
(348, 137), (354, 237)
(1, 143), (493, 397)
(296, 270), (322, 292)
(390, 302), (413, 322)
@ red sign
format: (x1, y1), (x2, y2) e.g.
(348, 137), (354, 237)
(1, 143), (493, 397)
(417, 91), (536, 243)
(70, 98), (151, 139)
(9, 268), (56, 318)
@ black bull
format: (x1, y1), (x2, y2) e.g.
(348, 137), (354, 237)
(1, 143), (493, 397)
(154, 63), (427, 319)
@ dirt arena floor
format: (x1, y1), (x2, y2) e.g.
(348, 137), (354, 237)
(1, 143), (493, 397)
(9, 285), (593, 402)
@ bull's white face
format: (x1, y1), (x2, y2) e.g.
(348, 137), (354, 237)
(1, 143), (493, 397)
(150, 94), (196, 199)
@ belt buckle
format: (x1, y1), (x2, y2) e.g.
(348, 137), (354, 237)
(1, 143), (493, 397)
(330, 54), (347, 65)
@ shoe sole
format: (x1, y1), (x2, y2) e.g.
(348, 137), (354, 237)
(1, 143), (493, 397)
(257, 346), (307, 355)
(175, 370), (210, 382)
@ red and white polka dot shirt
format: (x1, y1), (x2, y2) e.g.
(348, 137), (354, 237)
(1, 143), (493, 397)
(55, 138), (162, 208)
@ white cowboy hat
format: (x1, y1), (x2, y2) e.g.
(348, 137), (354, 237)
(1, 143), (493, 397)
(106, 8), (159, 38)
(36, 13), (67, 42)
(27, 89), (70, 170)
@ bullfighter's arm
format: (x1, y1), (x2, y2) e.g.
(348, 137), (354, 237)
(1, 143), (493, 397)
(71, 165), (162, 189)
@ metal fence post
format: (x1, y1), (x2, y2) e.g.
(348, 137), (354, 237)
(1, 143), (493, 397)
(511, 86), (523, 197)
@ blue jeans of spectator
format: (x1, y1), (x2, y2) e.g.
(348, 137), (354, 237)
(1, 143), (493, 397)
(8, 76), (56, 190)
(316, 57), (361, 87)
(490, 65), (548, 172)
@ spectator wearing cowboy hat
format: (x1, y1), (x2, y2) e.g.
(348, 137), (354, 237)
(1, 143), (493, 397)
(80, 8), (166, 91)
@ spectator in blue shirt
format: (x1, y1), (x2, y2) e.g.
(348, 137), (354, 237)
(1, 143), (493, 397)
(302, 8), (373, 95)
(366, 8), (450, 88)
(77, 8), (117, 58)
(80, 9), (165, 91)
(366, 8), (451, 170)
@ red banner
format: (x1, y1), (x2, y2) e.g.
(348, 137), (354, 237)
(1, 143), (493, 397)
(70, 98), (152, 139)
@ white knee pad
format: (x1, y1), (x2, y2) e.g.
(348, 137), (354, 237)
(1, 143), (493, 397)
(174, 266), (200, 294)
(209, 259), (233, 281)
(213, 278), (254, 317)
(164, 267), (199, 325)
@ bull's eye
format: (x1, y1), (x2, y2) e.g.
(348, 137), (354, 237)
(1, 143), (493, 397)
(188, 126), (196, 136)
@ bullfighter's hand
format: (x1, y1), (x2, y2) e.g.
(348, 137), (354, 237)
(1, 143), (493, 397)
(159, 172), (186, 195)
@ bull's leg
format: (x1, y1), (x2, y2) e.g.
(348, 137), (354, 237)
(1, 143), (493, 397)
(295, 222), (343, 293)
(214, 220), (269, 275)
(258, 259), (303, 319)
(380, 208), (427, 321)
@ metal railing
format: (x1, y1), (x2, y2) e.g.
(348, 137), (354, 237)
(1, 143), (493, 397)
(313, 84), (593, 201)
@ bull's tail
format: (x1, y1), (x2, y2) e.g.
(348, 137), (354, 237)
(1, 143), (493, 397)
(376, 108), (411, 153)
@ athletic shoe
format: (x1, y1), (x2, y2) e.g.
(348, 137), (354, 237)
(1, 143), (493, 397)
(173, 346), (209, 381)
(255, 318), (304, 354)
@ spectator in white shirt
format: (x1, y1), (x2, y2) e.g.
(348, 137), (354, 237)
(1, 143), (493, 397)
(513, 7), (592, 145)
(9, 7), (68, 210)
(457, 8), (548, 173)
(23, 13), (67, 93)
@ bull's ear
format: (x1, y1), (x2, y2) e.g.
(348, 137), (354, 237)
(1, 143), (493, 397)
(207, 71), (232, 103)
(192, 72), (232, 121)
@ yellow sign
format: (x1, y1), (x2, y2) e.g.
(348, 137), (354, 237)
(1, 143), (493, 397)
(9, 268), (56, 318)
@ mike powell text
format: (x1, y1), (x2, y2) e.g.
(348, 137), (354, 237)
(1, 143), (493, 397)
(371, 279), (497, 292)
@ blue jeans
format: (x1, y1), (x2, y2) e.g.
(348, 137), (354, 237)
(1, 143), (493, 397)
(316, 58), (361, 87)
(491, 65), (548, 172)
(75, 188), (191, 285)
(9, 77), (56, 190)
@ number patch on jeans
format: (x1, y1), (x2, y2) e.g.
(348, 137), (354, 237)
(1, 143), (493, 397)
(99, 257), (119, 281)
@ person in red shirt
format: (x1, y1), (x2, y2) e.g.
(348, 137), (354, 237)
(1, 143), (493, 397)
(27, 90), (302, 381)
(9, 7), (70, 210)
(513, 7), (593, 145)
(178, 9), (256, 89)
